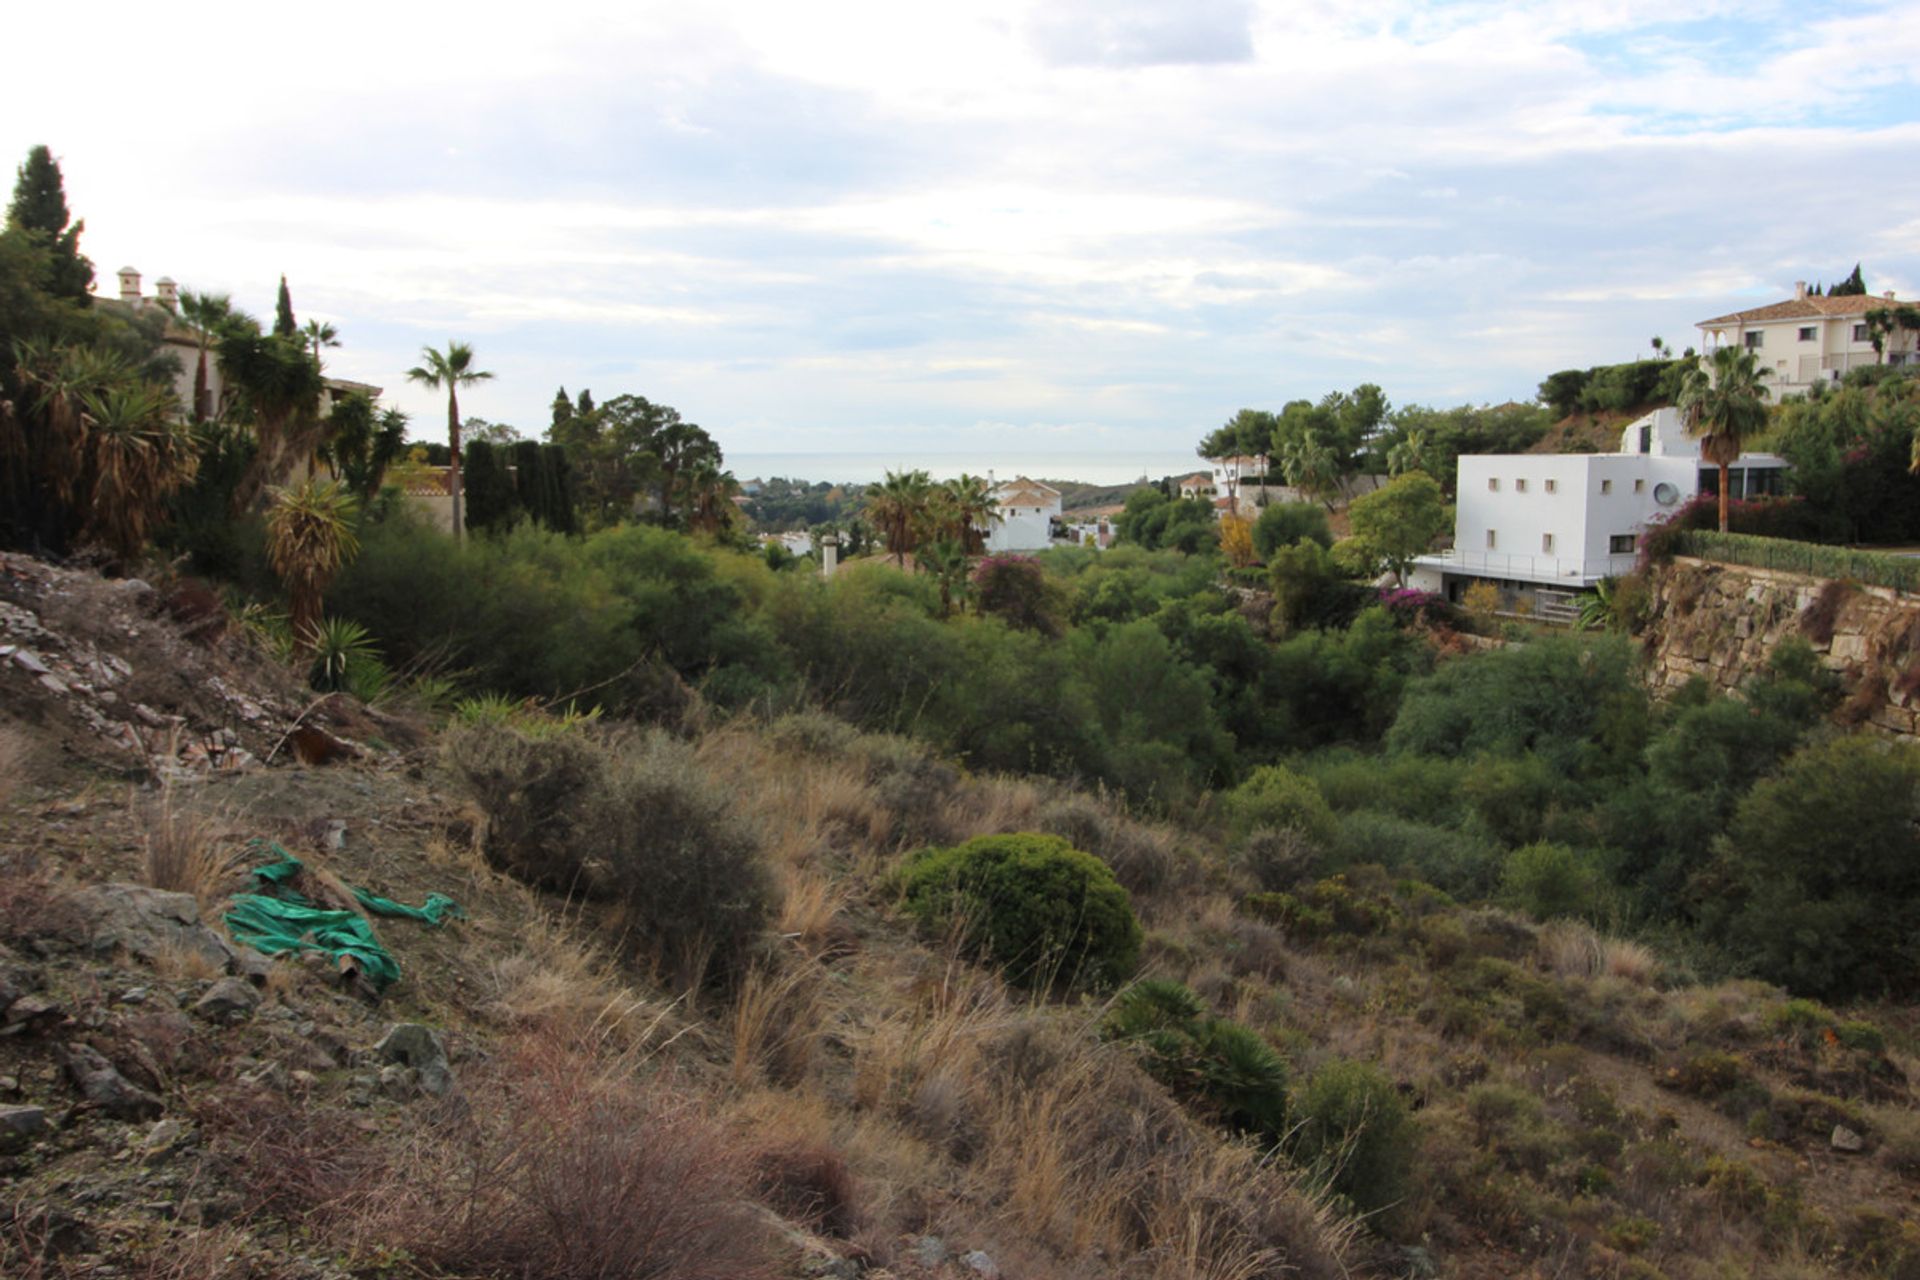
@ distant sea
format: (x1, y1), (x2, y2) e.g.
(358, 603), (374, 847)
(725, 451), (1200, 488)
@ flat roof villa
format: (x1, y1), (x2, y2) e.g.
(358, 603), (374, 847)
(1407, 408), (1785, 608)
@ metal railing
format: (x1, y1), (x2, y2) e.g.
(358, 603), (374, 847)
(1413, 548), (1637, 582)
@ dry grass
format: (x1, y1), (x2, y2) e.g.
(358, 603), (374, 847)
(1603, 937), (1659, 985)
(139, 784), (250, 915)
(778, 867), (851, 959)
(1537, 921), (1660, 987)
(730, 960), (825, 1088)
(0, 725), (29, 807)
(480, 910), (679, 1054)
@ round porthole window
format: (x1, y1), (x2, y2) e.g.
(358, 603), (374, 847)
(1653, 482), (1679, 507)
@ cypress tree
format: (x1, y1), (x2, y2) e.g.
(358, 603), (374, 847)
(511, 440), (548, 526)
(576, 388), (595, 417)
(274, 275), (297, 336)
(462, 440), (521, 534)
(544, 444), (579, 534)
(7, 145), (93, 302)
(1828, 264), (1866, 297)
(551, 386), (573, 430)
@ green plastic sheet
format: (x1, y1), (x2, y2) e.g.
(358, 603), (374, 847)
(223, 840), (464, 991)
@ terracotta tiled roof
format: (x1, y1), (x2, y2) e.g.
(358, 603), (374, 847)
(1179, 473), (1211, 487)
(1699, 294), (1901, 326)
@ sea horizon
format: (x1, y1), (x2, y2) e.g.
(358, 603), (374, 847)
(724, 450), (1203, 488)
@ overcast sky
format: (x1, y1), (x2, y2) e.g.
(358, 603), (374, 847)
(6, 1), (1917, 458)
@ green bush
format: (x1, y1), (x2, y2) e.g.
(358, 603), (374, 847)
(1103, 979), (1289, 1142)
(1290, 1059), (1418, 1222)
(899, 833), (1142, 990)
(1712, 734), (1920, 1000)
(1252, 502), (1334, 558)
(1500, 842), (1606, 922)
(1221, 765), (1336, 845)
(446, 722), (774, 987)
(1333, 810), (1502, 899)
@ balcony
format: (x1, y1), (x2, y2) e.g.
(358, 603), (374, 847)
(1410, 547), (1636, 586)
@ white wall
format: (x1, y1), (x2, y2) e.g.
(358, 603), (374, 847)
(1452, 453), (1693, 581)
(986, 502), (1058, 552)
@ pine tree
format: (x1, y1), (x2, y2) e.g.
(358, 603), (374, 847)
(577, 388), (595, 417)
(551, 386), (573, 430)
(274, 275), (297, 336)
(1828, 264), (1866, 297)
(7, 145), (94, 302)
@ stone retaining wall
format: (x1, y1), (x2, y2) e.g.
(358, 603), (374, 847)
(1640, 557), (1920, 738)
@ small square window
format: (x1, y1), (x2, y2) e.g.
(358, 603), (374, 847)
(1798, 326), (1816, 341)
(1743, 331), (1764, 349)
(1634, 478), (1645, 493)
(1600, 479), (1613, 495)
(1486, 529), (1497, 549)
(1515, 478), (1528, 493)
(1544, 478), (1557, 494)
(1854, 323), (1870, 342)
(1487, 477), (1499, 491)
(1610, 535), (1636, 554)
(1541, 533), (1554, 553)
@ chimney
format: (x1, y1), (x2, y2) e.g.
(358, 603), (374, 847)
(820, 534), (839, 579)
(155, 277), (178, 310)
(117, 266), (141, 305)
(1887, 291), (1899, 302)
(1794, 281), (1807, 301)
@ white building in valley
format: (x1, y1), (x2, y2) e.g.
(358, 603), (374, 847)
(1407, 408), (1786, 618)
(985, 476), (1063, 553)
(1697, 283), (1913, 400)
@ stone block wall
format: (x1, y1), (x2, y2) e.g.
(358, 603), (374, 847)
(1640, 557), (1920, 738)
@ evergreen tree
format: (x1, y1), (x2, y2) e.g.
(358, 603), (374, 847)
(1828, 264), (1866, 297)
(7, 145), (93, 302)
(274, 275), (297, 336)
(551, 385), (573, 430)
(462, 440), (522, 535)
(577, 388), (595, 417)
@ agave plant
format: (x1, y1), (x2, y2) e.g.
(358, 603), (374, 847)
(1578, 577), (1619, 632)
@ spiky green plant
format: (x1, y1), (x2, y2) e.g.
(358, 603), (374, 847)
(264, 478), (360, 650)
(308, 617), (379, 691)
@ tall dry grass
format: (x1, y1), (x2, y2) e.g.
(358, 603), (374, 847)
(139, 785), (251, 914)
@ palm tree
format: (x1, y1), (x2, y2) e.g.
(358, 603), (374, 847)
(1385, 429), (1430, 478)
(1677, 346), (1771, 532)
(406, 342), (492, 541)
(218, 326), (327, 511)
(301, 319), (340, 371)
(1281, 430), (1341, 512)
(78, 381), (197, 562)
(919, 539), (971, 616)
(176, 290), (233, 422)
(265, 478), (360, 650)
(932, 473), (998, 553)
(864, 469), (932, 568)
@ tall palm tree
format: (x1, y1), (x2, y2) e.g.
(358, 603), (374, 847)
(301, 319), (340, 372)
(265, 478), (360, 650)
(406, 342), (492, 541)
(1385, 428), (1430, 478)
(864, 469), (932, 568)
(919, 539), (971, 616)
(1677, 345), (1771, 532)
(176, 290), (233, 422)
(1281, 430), (1341, 512)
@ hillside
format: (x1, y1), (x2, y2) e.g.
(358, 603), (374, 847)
(3, 551), (1918, 1280)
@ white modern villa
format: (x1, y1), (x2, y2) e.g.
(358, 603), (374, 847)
(1406, 408), (1786, 617)
(1697, 283), (1913, 400)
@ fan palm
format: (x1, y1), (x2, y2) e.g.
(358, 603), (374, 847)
(406, 342), (492, 540)
(301, 319), (340, 371)
(265, 478), (360, 650)
(1677, 346), (1771, 532)
(919, 539), (971, 616)
(865, 469), (933, 568)
(932, 473), (998, 553)
(177, 290), (233, 422)
(1281, 430), (1341, 511)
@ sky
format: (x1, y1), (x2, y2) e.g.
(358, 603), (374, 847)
(5, 0), (1918, 462)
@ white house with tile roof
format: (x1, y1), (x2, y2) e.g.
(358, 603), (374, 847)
(1697, 283), (1914, 400)
(986, 476), (1063, 552)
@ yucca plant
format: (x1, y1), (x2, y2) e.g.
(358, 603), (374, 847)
(264, 478), (360, 651)
(308, 617), (379, 691)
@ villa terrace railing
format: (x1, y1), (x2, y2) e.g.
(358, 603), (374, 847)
(1674, 531), (1920, 594)
(1414, 548), (1637, 582)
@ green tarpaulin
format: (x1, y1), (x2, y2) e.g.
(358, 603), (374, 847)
(223, 840), (464, 990)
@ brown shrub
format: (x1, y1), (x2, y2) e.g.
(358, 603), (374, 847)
(1034, 791), (1179, 896)
(448, 723), (775, 989)
(753, 1142), (861, 1238)
(1799, 579), (1853, 646)
(204, 1046), (780, 1280)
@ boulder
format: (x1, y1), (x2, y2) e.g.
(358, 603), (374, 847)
(60, 1043), (164, 1121)
(1831, 1124), (1866, 1153)
(69, 884), (235, 972)
(0, 1104), (48, 1151)
(192, 978), (261, 1023)
(375, 1022), (454, 1097)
